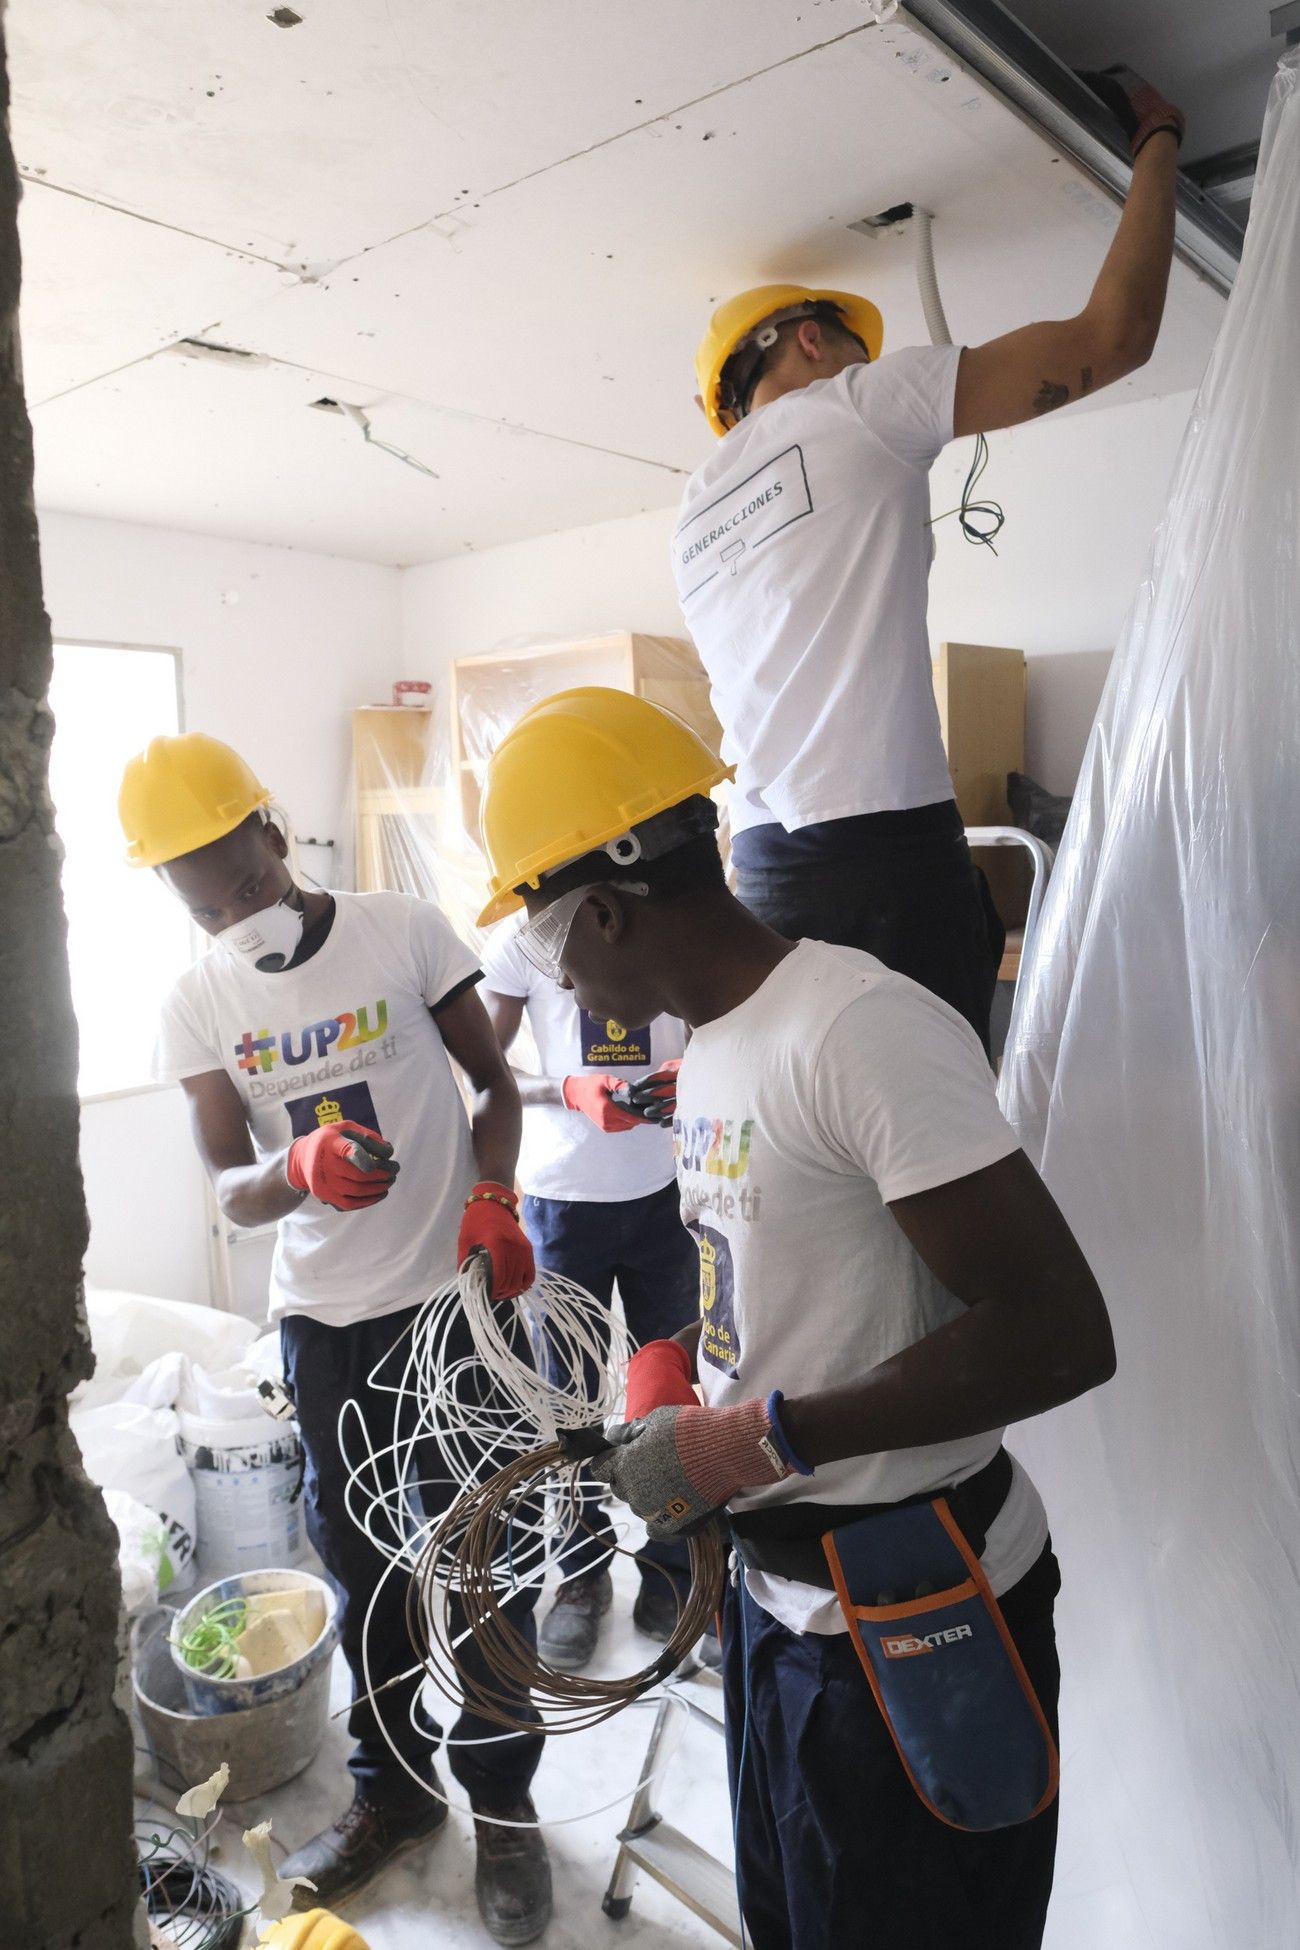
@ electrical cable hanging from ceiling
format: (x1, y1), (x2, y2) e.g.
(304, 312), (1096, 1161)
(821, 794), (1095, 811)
(911, 206), (1006, 553)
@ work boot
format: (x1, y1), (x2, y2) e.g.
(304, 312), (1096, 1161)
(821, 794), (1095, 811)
(632, 1576), (684, 1644)
(473, 1793), (553, 1945)
(281, 1779), (448, 1909)
(537, 1565), (612, 1671)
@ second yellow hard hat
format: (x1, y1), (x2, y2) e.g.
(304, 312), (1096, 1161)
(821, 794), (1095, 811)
(476, 687), (732, 928)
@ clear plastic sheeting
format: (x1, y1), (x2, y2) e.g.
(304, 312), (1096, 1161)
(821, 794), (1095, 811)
(1000, 52), (1300, 1950)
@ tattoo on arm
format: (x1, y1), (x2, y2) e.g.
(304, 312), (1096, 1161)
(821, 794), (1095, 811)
(1081, 366), (1094, 395)
(1033, 379), (1070, 415)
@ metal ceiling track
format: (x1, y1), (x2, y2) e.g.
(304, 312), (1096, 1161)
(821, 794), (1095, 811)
(900, 0), (1246, 296)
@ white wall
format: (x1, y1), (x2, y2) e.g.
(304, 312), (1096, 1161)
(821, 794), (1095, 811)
(928, 388), (1193, 792)
(402, 387), (1194, 796)
(39, 511), (401, 1310)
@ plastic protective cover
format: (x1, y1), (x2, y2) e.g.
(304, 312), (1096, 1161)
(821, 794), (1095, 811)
(999, 52), (1300, 1949)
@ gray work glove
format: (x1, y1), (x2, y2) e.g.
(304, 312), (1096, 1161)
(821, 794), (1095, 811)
(589, 1399), (797, 1541)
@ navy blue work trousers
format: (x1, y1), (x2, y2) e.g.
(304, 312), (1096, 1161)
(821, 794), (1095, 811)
(721, 1548), (1062, 1949)
(281, 1304), (543, 1812)
(523, 1179), (698, 1597)
(735, 802), (1006, 1057)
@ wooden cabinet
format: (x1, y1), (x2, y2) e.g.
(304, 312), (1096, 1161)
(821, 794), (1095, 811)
(932, 640), (1029, 960)
(449, 632), (722, 843)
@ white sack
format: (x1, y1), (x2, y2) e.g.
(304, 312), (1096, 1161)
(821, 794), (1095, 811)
(72, 1401), (197, 1589)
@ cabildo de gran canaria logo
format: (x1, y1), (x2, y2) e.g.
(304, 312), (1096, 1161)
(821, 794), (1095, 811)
(234, 1001), (389, 1075)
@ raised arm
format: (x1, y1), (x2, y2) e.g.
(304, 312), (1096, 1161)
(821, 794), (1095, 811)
(953, 82), (1181, 439)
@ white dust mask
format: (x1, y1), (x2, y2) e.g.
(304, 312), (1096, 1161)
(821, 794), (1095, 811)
(214, 896), (304, 973)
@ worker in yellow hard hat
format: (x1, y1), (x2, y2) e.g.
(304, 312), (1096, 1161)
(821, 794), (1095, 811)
(118, 732), (552, 1944)
(477, 685), (1115, 1950)
(676, 70), (1185, 1060)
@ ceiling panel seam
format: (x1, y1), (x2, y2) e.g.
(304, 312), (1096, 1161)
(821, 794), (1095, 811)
(18, 171), (302, 278)
(369, 18), (878, 264)
(31, 330), (689, 477)
(33, 17), (883, 291)
(200, 344), (691, 474)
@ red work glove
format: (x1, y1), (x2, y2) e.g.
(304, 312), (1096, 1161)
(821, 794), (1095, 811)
(561, 1072), (643, 1133)
(458, 1181), (536, 1300)
(1084, 65), (1184, 157)
(285, 1122), (397, 1210)
(625, 1338), (697, 1421)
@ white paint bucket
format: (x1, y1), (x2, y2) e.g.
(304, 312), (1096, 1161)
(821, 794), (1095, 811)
(177, 1408), (308, 1584)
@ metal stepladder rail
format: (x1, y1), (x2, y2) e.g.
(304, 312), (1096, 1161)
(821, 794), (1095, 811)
(602, 1665), (741, 1945)
(601, 825), (1055, 1942)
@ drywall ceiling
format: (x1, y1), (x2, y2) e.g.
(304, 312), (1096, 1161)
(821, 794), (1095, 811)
(10, 0), (1238, 566)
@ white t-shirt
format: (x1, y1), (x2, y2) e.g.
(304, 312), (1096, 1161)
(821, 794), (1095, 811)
(155, 892), (481, 1328)
(481, 919), (685, 1203)
(675, 938), (1047, 1634)
(671, 344), (962, 836)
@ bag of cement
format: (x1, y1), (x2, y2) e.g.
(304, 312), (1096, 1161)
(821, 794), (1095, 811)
(103, 1489), (171, 1611)
(71, 1401), (198, 1590)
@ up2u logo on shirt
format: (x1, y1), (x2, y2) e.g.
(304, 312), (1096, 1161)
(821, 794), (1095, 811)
(234, 1001), (389, 1074)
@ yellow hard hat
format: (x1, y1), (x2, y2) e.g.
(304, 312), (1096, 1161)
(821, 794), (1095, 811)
(476, 687), (733, 927)
(694, 283), (885, 437)
(118, 732), (271, 868)
(258, 1910), (371, 1950)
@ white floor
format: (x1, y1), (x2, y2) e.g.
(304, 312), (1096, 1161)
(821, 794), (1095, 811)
(188, 1545), (736, 1948)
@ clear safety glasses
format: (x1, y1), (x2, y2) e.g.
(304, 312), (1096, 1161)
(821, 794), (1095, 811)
(515, 880), (648, 984)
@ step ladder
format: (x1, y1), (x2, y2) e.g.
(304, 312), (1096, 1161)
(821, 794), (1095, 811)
(602, 1672), (741, 1943)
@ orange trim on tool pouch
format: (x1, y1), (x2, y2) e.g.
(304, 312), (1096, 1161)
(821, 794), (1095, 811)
(823, 1528), (965, 1831)
(822, 1499), (1060, 1831)
(842, 1578), (977, 1623)
(930, 1496), (1060, 1820)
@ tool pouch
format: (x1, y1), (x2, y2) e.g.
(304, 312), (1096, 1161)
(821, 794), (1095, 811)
(823, 1495), (1058, 1831)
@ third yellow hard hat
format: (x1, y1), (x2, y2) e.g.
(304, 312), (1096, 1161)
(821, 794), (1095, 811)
(258, 1910), (370, 1950)
(476, 688), (733, 928)
(118, 732), (271, 868)
(694, 283), (884, 437)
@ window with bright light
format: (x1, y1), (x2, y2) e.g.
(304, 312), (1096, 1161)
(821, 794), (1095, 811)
(48, 642), (192, 1098)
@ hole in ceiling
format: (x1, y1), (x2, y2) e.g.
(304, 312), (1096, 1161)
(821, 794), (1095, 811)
(268, 8), (304, 27)
(308, 397), (345, 413)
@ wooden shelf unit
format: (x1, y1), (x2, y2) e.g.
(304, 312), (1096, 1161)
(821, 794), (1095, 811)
(449, 632), (722, 844)
(933, 641), (1029, 933)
